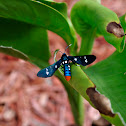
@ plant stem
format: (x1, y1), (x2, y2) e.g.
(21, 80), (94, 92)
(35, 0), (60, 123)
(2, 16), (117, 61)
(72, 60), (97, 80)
(79, 28), (96, 55)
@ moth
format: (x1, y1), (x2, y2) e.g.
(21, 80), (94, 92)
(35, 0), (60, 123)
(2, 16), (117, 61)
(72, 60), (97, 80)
(37, 45), (96, 81)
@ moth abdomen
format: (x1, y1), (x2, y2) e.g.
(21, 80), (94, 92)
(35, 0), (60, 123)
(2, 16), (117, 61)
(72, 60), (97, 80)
(64, 64), (71, 81)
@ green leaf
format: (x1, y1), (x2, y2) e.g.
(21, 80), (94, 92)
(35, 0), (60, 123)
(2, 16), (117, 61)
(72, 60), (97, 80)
(56, 62), (123, 125)
(0, 46), (28, 60)
(120, 14), (126, 33)
(53, 50), (84, 126)
(56, 71), (84, 126)
(71, 0), (125, 52)
(0, 0), (77, 50)
(33, 0), (68, 18)
(35, 0), (78, 54)
(79, 28), (96, 55)
(84, 47), (126, 125)
(0, 17), (50, 66)
(68, 65), (94, 102)
(119, 14), (126, 51)
(56, 66), (96, 126)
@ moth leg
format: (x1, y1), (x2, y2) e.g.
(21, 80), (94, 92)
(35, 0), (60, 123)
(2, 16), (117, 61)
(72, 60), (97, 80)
(72, 61), (78, 66)
(60, 65), (64, 72)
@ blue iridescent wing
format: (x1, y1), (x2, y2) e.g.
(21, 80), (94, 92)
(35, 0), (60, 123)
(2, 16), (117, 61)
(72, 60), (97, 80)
(68, 55), (96, 66)
(37, 59), (62, 78)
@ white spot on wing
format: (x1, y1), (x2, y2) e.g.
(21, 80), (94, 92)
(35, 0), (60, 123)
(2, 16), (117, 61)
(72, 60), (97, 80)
(46, 68), (49, 75)
(46, 72), (49, 75)
(85, 59), (88, 63)
(55, 65), (57, 68)
(74, 58), (77, 61)
(62, 61), (64, 64)
(65, 60), (67, 63)
(84, 56), (86, 59)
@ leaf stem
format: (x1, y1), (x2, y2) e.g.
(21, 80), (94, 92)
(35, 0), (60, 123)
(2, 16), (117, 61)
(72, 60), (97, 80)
(79, 28), (96, 55)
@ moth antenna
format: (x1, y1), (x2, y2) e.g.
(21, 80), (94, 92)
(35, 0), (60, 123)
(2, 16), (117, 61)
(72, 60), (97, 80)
(53, 49), (63, 62)
(51, 50), (63, 55)
(65, 44), (72, 52)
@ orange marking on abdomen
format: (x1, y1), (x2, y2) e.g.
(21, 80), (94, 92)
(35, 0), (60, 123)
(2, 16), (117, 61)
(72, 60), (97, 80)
(65, 76), (71, 81)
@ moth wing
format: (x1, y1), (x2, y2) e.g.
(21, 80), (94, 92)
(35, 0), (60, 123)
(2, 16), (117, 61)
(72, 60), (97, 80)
(37, 59), (62, 78)
(68, 55), (96, 66)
